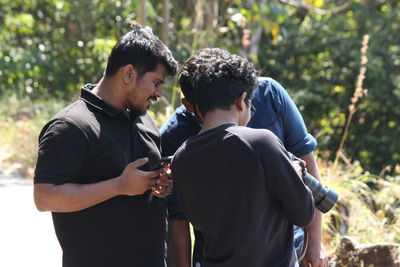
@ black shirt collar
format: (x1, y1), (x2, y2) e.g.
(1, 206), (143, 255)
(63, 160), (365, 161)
(80, 83), (127, 118)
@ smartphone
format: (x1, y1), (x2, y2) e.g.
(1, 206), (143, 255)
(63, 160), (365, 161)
(150, 156), (173, 171)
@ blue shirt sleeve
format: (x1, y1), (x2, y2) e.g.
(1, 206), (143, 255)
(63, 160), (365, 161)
(248, 77), (317, 157)
(160, 105), (201, 221)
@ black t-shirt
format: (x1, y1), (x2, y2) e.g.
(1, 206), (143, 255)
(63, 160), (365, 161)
(172, 124), (314, 267)
(34, 88), (167, 267)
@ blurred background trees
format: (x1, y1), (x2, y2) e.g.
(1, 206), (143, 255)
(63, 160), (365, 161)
(1, 0), (399, 174)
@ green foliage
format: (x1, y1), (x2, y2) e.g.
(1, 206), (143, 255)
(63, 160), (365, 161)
(0, 0), (130, 98)
(0, 1), (399, 253)
(255, 0), (400, 173)
(0, 0), (399, 174)
(319, 160), (400, 252)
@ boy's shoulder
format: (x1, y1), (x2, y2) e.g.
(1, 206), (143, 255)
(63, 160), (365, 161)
(227, 125), (279, 143)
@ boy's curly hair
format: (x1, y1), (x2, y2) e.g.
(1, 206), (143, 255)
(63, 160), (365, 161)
(179, 48), (258, 114)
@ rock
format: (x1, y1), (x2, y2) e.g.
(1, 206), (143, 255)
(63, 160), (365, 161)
(10, 105), (44, 120)
(331, 236), (400, 267)
(330, 200), (350, 235)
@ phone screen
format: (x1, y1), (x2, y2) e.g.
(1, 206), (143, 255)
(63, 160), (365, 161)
(150, 156), (172, 170)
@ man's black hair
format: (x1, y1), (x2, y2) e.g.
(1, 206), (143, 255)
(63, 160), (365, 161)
(179, 48), (258, 115)
(104, 24), (178, 78)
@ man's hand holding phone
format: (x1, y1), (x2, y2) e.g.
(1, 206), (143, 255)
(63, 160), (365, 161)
(150, 156), (173, 200)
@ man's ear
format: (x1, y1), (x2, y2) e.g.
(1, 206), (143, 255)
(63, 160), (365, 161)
(235, 92), (247, 112)
(181, 98), (195, 113)
(121, 64), (137, 84)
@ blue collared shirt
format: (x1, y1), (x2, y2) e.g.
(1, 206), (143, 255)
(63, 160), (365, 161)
(247, 77), (316, 156)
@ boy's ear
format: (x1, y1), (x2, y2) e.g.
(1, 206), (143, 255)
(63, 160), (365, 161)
(235, 92), (247, 112)
(182, 98), (195, 113)
(121, 64), (137, 84)
(182, 98), (205, 124)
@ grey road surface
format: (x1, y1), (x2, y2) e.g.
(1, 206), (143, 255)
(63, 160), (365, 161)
(0, 176), (62, 267)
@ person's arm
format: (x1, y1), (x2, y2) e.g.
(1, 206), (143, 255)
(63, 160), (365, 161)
(258, 131), (315, 226)
(301, 152), (328, 267)
(160, 105), (201, 267)
(268, 79), (327, 266)
(34, 158), (162, 212)
(34, 120), (167, 212)
(165, 188), (192, 267)
(169, 219), (191, 267)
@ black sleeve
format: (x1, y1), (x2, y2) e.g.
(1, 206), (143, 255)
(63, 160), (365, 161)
(256, 131), (315, 226)
(160, 108), (201, 221)
(34, 119), (89, 185)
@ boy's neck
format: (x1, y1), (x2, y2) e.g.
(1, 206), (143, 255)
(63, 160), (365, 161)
(199, 108), (239, 134)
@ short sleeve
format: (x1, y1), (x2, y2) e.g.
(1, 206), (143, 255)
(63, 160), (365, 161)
(160, 105), (201, 221)
(34, 120), (89, 185)
(271, 79), (317, 157)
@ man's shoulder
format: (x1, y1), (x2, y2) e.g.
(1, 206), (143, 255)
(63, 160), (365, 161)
(53, 99), (92, 124)
(254, 77), (287, 100)
(251, 77), (288, 117)
(160, 105), (201, 155)
(161, 105), (199, 135)
(40, 100), (95, 139)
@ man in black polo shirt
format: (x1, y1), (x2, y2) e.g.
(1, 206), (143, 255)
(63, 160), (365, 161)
(171, 48), (314, 266)
(33, 24), (178, 267)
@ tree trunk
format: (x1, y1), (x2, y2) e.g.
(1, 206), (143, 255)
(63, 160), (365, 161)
(192, 0), (205, 47)
(139, 0), (147, 26)
(162, 0), (170, 45)
(204, 0), (219, 47)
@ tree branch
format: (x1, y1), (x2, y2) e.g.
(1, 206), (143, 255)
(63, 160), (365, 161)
(279, 0), (352, 15)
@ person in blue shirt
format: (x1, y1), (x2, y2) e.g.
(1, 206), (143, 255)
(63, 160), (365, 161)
(161, 74), (327, 266)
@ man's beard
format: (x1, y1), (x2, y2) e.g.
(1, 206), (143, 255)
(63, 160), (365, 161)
(127, 95), (158, 116)
(148, 95), (158, 104)
(127, 104), (146, 116)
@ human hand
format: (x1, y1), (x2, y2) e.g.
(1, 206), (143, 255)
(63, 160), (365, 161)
(118, 158), (162, 196)
(301, 240), (328, 267)
(151, 166), (173, 198)
(293, 158), (306, 177)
